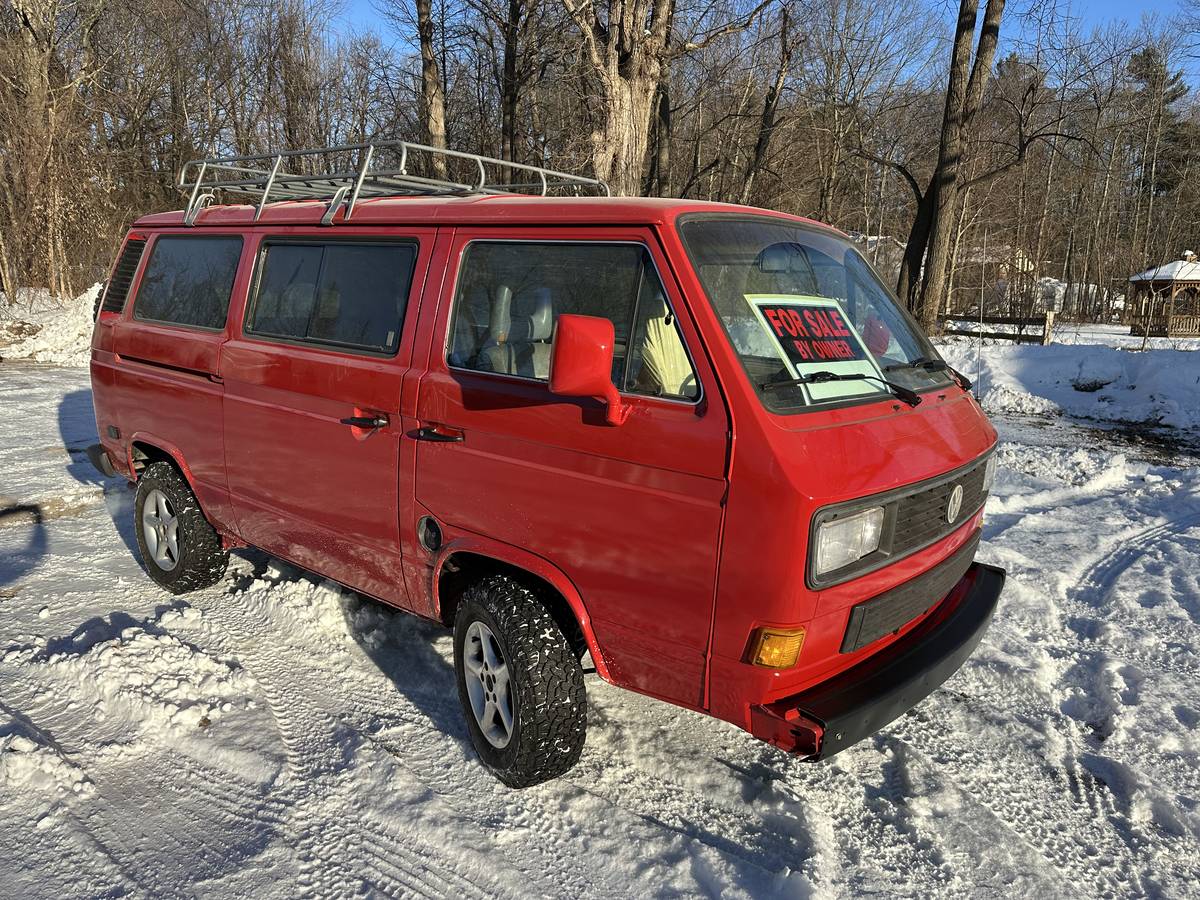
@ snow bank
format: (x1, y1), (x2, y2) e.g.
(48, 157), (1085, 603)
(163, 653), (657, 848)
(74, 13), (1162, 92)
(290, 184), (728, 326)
(940, 342), (1200, 431)
(1, 284), (101, 367)
(3, 609), (255, 734)
(233, 561), (402, 654)
(0, 728), (93, 800)
(49, 619), (253, 731)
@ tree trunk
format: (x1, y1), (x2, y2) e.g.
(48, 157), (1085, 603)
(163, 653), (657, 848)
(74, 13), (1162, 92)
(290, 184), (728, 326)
(914, 0), (1004, 329)
(562, 0), (767, 197)
(644, 72), (672, 196)
(590, 64), (661, 195)
(416, 0), (448, 178)
(897, 187), (936, 310)
(740, 10), (790, 206)
(499, 0), (521, 165)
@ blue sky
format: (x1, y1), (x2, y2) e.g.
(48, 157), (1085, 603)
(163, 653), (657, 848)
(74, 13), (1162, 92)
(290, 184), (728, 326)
(335, 0), (1186, 35)
(334, 0), (1194, 85)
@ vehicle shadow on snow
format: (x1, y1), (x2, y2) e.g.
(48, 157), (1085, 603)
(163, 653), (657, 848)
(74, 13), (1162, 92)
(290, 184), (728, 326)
(0, 503), (46, 588)
(339, 593), (473, 742)
(229, 551), (473, 750)
(56, 388), (140, 561)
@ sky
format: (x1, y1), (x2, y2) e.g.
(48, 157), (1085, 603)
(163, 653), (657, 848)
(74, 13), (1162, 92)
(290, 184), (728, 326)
(334, 0), (1188, 37)
(333, 0), (1196, 85)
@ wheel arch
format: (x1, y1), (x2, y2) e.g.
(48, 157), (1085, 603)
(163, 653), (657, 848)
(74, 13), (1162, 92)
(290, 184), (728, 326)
(128, 433), (195, 484)
(432, 537), (613, 683)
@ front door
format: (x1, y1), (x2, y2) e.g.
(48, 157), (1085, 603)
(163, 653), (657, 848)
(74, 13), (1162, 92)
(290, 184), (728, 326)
(412, 227), (730, 707)
(221, 229), (434, 606)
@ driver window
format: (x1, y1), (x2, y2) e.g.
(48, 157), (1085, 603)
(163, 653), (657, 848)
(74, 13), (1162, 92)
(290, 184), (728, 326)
(448, 241), (699, 401)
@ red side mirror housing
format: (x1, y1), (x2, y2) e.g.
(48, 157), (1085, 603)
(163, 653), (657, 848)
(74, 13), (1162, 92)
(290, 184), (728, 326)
(548, 314), (629, 426)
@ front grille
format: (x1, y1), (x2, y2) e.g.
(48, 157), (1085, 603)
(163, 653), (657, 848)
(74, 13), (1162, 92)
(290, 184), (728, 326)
(841, 530), (980, 653)
(808, 453), (992, 587)
(891, 460), (988, 557)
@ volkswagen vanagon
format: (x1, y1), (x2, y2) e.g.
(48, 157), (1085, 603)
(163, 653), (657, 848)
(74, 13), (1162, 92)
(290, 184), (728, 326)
(87, 143), (1004, 787)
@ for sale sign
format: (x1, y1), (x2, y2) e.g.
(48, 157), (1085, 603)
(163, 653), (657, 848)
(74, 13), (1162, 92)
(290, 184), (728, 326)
(745, 294), (886, 403)
(756, 302), (867, 365)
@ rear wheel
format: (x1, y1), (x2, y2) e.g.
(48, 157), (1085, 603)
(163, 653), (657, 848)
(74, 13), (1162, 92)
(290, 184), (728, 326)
(453, 575), (587, 787)
(134, 461), (229, 594)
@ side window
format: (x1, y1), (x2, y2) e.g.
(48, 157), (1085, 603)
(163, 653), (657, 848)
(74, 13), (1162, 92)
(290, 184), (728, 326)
(246, 242), (417, 354)
(133, 236), (242, 329)
(448, 242), (698, 400)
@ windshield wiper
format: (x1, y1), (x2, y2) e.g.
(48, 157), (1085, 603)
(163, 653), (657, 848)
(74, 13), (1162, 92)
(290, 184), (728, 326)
(759, 371), (922, 407)
(884, 357), (973, 392)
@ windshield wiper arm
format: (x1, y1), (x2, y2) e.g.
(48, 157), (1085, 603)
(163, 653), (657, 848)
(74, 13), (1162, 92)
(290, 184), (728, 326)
(883, 356), (946, 373)
(884, 357), (973, 392)
(759, 371), (922, 407)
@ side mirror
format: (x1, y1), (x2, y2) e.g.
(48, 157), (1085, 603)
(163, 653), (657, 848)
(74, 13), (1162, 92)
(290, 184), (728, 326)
(548, 314), (629, 426)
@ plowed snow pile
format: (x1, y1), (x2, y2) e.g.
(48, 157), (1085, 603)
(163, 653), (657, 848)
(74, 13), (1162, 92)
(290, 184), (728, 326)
(1, 285), (101, 367)
(940, 341), (1200, 432)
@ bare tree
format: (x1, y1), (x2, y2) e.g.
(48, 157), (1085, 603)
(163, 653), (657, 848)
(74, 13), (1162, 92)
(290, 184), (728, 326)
(560, 0), (770, 195)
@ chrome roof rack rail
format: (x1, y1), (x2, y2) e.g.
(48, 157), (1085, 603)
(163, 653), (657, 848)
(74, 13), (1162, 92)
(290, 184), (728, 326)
(178, 141), (610, 225)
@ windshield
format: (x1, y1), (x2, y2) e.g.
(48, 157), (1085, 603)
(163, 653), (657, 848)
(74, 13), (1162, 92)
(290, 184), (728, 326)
(678, 216), (951, 412)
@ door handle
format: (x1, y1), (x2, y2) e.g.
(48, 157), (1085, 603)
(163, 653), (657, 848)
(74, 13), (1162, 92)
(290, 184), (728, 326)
(412, 425), (464, 443)
(340, 415), (388, 429)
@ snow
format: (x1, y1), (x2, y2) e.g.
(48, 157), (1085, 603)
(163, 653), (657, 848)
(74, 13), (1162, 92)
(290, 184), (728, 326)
(0, 285), (101, 368)
(3, 310), (1200, 894)
(940, 341), (1200, 433)
(940, 320), (1200, 351)
(1129, 253), (1200, 283)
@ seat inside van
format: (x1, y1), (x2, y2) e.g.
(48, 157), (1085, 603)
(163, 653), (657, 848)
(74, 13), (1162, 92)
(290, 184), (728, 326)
(476, 286), (554, 379)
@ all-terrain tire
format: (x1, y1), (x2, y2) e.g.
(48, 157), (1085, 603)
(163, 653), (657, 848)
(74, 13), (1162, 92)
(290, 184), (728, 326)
(134, 461), (229, 594)
(453, 575), (587, 787)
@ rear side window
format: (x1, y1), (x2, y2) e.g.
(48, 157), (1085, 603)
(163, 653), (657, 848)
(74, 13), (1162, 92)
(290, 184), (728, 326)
(133, 236), (243, 329)
(100, 237), (146, 315)
(246, 242), (417, 354)
(448, 242), (698, 400)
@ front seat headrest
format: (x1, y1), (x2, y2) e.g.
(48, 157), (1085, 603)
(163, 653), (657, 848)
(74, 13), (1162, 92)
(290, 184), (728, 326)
(316, 287), (339, 319)
(510, 288), (553, 342)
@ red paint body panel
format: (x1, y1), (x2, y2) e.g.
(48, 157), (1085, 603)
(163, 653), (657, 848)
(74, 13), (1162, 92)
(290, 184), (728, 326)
(411, 226), (730, 707)
(218, 227), (436, 605)
(90, 195), (999, 757)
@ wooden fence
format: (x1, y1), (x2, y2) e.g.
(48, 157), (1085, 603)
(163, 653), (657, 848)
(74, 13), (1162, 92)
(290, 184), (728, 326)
(937, 311), (1055, 345)
(1130, 314), (1200, 337)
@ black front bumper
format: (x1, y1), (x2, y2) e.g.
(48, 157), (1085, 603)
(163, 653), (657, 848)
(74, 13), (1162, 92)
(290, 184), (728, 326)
(751, 560), (1005, 759)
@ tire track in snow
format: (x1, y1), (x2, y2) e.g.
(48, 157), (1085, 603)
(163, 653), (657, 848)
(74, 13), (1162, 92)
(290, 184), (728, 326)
(1055, 510), (1200, 744)
(1071, 511), (1200, 612)
(0, 674), (186, 898)
(193, 580), (505, 900)
(777, 753), (967, 897)
(887, 702), (1146, 899)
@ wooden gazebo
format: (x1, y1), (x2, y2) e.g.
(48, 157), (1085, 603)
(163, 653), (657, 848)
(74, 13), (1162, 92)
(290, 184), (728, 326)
(1129, 251), (1200, 337)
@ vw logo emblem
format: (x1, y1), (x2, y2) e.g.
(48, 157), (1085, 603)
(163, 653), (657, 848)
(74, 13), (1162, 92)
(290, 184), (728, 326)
(946, 483), (964, 524)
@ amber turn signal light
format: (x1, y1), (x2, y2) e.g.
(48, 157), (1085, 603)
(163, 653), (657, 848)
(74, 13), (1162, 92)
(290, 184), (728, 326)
(748, 627), (806, 669)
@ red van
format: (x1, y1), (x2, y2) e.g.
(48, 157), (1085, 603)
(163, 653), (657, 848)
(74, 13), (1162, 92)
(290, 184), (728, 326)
(87, 143), (1004, 787)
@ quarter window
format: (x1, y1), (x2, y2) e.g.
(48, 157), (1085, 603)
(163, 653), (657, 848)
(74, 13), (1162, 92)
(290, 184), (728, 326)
(133, 236), (243, 329)
(448, 242), (698, 400)
(247, 242), (417, 354)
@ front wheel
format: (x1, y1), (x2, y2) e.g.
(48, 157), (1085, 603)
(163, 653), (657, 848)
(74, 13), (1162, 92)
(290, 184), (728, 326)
(453, 575), (587, 787)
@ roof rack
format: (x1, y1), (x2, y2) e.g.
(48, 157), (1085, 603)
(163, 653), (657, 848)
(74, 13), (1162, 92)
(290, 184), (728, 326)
(177, 140), (611, 225)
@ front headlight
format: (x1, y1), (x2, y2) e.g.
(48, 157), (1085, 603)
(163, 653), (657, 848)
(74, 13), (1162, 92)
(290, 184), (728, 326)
(814, 506), (884, 576)
(982, 454), (997, 492)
